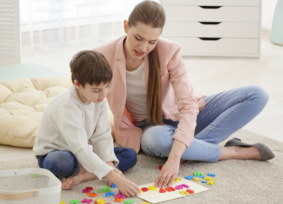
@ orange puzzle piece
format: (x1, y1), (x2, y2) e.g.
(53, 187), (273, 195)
(87, 192), (97, 197)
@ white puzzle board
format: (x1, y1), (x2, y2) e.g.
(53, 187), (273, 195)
(137, 177), (209, 203)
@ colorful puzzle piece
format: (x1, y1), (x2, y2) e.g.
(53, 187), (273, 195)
(87, 192), (97, 197)
(82, 198), (93, 203)
(159, 188), (166, 193)
(207, 173), (216, 177)
(207, 180), (216, 185)
(204, 177), (214, 181)
(114, 198), (124, 202)
(98, 185), (112, 193)
(193, 171), (203, 176)
(85, 187), (93, 190)
(186, 189), (194, 194)
(174, 177), (182, 182)
(115, 194), (126, 199)
(124, 199), (135, 204)
(201, 180), (207, 183)
(165, 186), (175, 192)
(149, 186), (157, 191)
(82, 189), (90, 193)
(70, 199), (81, 204)
(141, 202), (150, 204)
(185, 175), (194, 180)
(95, 198), (107, 204)
(158, 166), (163, 170)
(30, 174), (41, 178)
(141, 187), (148, 192)
(111, 183), (118, 188)
(179, 190), (189, 195)
(105, 192), (114, 197)
(193, 177), (202, 181)
(60, 202), (66, 204)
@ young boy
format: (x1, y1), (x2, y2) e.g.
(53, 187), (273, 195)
(33, 50), (140, 197)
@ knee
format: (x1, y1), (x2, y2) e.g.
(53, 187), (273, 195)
(43, 151), (76, 176)
(249, 86), (269, 108)
(123, 148), (137, 167)
(141, 126), (173, 156)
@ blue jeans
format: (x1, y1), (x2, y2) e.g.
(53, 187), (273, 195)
(37, 147), (137, 178)
(138, 86), (269, 162)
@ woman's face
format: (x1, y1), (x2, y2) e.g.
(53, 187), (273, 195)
(124, 20), (162, 60)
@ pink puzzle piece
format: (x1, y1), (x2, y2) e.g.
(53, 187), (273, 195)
(175, 184), (189, 190)
(115, 194), (126, 199)
(82, 189), (90, 193)
(81, 198), (92, 203)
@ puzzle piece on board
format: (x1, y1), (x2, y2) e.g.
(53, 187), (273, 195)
(174, 177), (182, 182)
(186, 189), (194, 194)
(149, 186), (157, 191)
(165, 186), (175, 192)
(179, 190), (189, 195)
(159, 188), (166, 193)
(141, 187), (148, 192)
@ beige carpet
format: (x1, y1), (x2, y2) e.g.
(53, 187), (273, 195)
(0, 129), (282, 204)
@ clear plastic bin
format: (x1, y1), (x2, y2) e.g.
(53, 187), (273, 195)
(0, 168), (61, 204)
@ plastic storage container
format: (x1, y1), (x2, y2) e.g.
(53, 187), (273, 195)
(0, 168), (61, 204)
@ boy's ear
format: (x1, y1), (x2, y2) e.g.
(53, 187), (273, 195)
(74, 79), (81, 89)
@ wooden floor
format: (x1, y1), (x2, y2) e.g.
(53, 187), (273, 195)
(0, 33), (282, 162)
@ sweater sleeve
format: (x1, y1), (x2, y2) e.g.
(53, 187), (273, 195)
(167, 43), (199, 148)
(90, 100), (119, 166)
(56, 104), (114, 180)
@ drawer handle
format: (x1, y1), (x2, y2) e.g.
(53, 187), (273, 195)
(199, 38), (221, 41)
(199, 22), (221, 25)
(199, 6), (222, 9)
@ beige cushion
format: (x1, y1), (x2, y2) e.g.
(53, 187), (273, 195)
(0, 76), (115, 148)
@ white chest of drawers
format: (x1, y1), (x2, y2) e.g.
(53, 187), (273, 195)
(160, 0), (262, 57)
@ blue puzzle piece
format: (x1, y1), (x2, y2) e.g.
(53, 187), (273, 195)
(207, 173), (216, 177)
(185, 175), (194, 180)
(111, 183), (117, 188)
(201, 180), (207, 183)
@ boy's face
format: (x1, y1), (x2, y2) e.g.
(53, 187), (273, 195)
(74, 80), (110, 105)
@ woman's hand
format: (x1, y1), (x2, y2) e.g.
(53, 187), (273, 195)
(154, 139), (188, 188)
(154, 157), (180, 188)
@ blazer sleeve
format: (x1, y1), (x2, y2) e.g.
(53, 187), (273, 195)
(167, 42), (199, 148)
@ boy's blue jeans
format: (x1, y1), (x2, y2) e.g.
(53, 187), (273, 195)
(37, 147), (137, 178)
(137, 86), (269, 163)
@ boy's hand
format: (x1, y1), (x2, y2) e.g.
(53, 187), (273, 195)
(106, 161), (125, 186)
(105, 171), (140, 197)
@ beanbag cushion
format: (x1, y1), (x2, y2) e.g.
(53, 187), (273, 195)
(0, 76), (115, 148)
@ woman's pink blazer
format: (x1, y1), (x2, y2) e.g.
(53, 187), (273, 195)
(93, 35), (206, 153)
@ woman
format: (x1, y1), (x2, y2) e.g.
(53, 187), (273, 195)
(93, 0), (274, 189)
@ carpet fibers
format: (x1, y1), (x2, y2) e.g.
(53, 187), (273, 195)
(0, 129), (282, 204)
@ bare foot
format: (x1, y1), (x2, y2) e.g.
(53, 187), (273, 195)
(61, 176), (81, 190)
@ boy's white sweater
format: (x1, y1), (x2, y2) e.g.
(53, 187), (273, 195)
(33, 85), (119, 180)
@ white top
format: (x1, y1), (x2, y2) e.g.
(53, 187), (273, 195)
(33, 85), (118, 180)
(125, 61), (148, 122)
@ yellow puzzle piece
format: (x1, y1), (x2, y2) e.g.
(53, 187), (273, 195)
(207, 180), (216, 185)
(174, 177), (182, 182)
(60, 202), (66, 204)
(95, 198), (107, 204)
(179, 190), (189, 195)
(193, 177), (202, 181)
(149, 186), (157, 191)
(141, 202), (150, 204)
(204, 177), (214, 181)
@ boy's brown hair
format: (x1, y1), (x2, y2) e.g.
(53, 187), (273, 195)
(70, 50), (112, 87)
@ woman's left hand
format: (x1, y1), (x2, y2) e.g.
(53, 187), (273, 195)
(154, 157), (180, 188)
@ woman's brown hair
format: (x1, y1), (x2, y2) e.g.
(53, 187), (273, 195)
(128, 0), (166, 125)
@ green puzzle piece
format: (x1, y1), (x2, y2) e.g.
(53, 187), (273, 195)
(193, 171), (203, 176)
(70, 199), (81, 204)
(98, 185), (112, 193)
(31, 174), (41, 178)
(124, 199), (135, 204)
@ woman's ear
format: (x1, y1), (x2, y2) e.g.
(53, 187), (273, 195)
(123, 20), (129, 33)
